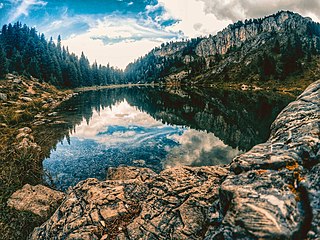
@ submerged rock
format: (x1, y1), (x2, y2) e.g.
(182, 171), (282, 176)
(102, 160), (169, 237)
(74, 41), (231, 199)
(7, 184), (64, 218)
(30, 80), (320, 239)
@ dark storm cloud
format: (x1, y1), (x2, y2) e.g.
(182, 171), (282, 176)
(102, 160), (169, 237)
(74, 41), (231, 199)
(198, 0), (320, 22)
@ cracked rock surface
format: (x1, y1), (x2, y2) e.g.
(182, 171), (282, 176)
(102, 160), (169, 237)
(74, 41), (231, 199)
(7, 184), (64, 218)
(30, 80), (319, 239)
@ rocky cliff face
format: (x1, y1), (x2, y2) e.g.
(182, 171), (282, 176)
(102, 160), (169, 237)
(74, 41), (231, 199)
(29, 80), (319, 239)
(195, 11), (308, 57)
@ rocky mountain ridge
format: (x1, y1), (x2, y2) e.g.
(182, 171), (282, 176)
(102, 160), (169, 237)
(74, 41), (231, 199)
(125, 11), (320, 86)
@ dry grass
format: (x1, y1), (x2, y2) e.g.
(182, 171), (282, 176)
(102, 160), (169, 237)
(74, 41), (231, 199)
(0, 74), (73, 240)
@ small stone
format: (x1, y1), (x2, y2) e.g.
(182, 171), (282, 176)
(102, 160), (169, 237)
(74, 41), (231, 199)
(33, 121), (45, 126)
(15, 110), (25, 113)
(18, 127), (32, 134)
(132, 159), (146, 166)
(48, 112), (58, 116)
(0, 93), (7, 101)
(13, 79), (22, 84)
(52, 120), (67, 125)
(16, 138), (40, 150)
(19, 96), (33, 102)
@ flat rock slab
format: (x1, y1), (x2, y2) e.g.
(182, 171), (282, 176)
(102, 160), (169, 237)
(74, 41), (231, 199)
(7, 184), (64, 218)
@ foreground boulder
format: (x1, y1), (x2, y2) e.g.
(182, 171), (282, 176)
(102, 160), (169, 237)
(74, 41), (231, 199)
(7, 184), (64, 218)
(31, 166), (228, 239)
(30, 81), (319, 239)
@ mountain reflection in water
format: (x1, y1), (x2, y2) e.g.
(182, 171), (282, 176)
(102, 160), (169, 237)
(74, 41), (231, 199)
(42, 86), (294, 190)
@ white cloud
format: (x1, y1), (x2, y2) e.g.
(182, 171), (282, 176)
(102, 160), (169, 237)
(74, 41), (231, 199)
(0, 3), (4, 9)
(158, 0), (231, 37)
(62, 15), (180, 69)
(8, 0), (47, 23)
(197, 0), (320, 22)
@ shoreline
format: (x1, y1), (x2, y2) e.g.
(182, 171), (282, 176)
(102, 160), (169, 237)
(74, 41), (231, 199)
(73, 83), (159, 92)
(72, 81), (309, 96)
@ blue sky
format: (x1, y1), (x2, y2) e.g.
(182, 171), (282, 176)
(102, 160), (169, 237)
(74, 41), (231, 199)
(1, 0), (320, 69)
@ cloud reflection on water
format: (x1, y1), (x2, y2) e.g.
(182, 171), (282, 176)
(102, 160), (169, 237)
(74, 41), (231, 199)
(164, 129), (242, 168)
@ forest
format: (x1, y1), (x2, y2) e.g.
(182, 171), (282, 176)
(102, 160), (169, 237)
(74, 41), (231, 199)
(0, 22), (124, 87)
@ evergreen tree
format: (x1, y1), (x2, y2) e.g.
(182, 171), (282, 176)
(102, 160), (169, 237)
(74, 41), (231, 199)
(0, 46), (8, 78)
(27, 57), (40, 78)
(10, 48), (24, 73)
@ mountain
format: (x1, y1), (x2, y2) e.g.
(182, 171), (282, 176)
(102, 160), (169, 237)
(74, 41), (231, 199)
(125, 11), (320, 86)
(0, 23), (124, 87)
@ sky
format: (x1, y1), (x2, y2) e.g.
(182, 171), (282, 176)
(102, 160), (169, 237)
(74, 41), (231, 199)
(1, 0), (320, 69)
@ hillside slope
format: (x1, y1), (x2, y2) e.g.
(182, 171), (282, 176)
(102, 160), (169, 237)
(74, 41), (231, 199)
(125, 11), (320, 87)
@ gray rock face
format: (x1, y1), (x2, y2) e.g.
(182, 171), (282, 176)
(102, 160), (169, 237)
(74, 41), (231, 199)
(195, 11), (308, 57)
(123, 167), (228, 239)
(210, 169), (303, 239)
(30, 80), (319, 239)
(7, 184), (64, 218)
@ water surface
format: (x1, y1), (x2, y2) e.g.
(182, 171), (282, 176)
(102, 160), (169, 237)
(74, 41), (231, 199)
(42, 87), (294, 190)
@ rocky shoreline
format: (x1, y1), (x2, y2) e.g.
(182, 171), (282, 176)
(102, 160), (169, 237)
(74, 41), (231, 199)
(0, 74), (75, 239)
(7, 80), (320, 239)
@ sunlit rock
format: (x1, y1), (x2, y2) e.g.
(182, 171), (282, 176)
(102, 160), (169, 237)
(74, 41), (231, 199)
(7, 184), (64, 218)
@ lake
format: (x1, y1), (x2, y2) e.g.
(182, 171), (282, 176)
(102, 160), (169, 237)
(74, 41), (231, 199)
(42, 86), (294, 191)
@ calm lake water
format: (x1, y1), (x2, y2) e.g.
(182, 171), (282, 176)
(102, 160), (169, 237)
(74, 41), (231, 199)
(42, 87), (294, 190)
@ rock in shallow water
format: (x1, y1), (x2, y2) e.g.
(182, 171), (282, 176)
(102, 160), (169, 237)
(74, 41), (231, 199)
(29, 80), (320, 239)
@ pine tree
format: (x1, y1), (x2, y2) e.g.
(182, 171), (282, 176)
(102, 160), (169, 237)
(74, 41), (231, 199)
(27, 57), (41, 78)
(0, 46), (8, 78)
(10, 48), (24, 73)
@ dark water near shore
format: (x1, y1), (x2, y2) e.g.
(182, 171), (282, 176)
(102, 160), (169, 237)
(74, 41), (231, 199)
(42, 86), (294, 191)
